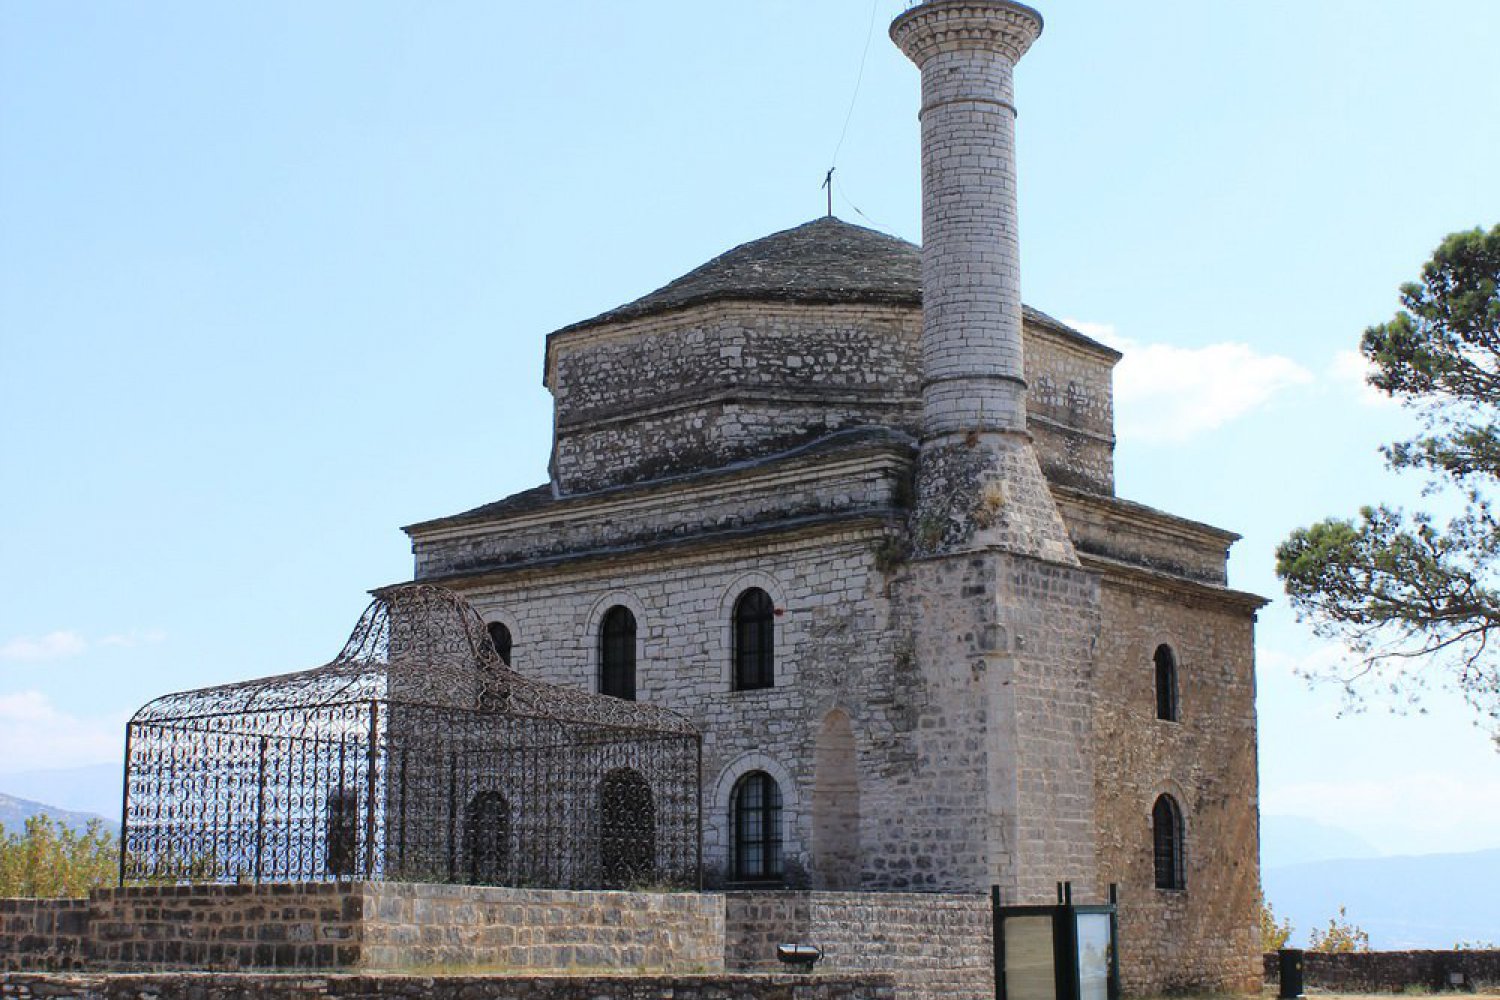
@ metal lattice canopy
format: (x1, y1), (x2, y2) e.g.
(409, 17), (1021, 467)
(123, 584), (701, 889)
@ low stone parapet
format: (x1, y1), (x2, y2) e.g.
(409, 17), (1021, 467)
(0, 972), (894, 1000)
(0, 900), (89, 972)
(724, 891), (992, 1000)
(1263, 949), (1500, 992)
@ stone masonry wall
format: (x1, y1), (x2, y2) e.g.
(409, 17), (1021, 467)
(4, 884), (723, 975)
(449, 527), (913, 890)
(1089, 574), (1261, 995)
(0, 901), (87, 972)
(360, 883), (724, 972)
(1263, 949), (1500, 993)
(86, 884), (363, 971)
(0, 972), (895, 1000)
(543, 299), (1116, 497)
(547, 303), (922, 494)
(723, 891), (992, 1000)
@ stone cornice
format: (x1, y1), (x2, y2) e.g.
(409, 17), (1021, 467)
(1081, 553), (1269, 612)
(412, 511), (896, 589)
(1053, 486), (1242, 547)
(405, 441), (914, 541)
(890, 1), (1044, 67)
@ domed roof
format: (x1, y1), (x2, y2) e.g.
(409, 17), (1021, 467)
(549, 215), (1115, 355)
(553, 217), (921, 335)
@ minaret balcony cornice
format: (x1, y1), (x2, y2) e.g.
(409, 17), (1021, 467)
(890, 0), (1044, 66)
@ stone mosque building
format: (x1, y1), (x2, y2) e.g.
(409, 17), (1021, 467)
(403, 1), (1263, 992)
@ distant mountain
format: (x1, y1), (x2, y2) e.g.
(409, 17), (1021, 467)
(0, 762), (121, 822)
(1263, 848), (1500, 949)
(1261, 814), (1381, 868)
(0, 791), (119, 836)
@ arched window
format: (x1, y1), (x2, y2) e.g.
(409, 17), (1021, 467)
(731, 770), (783, 882)
(464, 791), (510, 885)
(1154, 644), (1179, 722)
(487, 621), (513, 666)
(1152, 794), (1185, 890)
(733, 588), (775, 691)
(326, 789), (359, 878)
(599, 768), (655, 887)
(599, 606), (636, 700)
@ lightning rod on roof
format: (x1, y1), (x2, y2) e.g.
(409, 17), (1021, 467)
(822, 167), (835, 218)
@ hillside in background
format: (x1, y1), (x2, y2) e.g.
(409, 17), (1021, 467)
(0, 791), (119, 836)
(0, 763), (121, 823)
(1261, 814), (1382, 868)
(1264, 848), (1500, 949)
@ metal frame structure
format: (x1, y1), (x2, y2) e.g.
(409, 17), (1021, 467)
(121, 584), (702, 889)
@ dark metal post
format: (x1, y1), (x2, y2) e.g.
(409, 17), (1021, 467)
(254, 736), (268, 883)
(364, 701), (379, 880)
(1107, 883), (1122, 1000)
(447, 752), (458, 882)
(118, 725), (133, 887)
(1278, 949), (1305, 999)
(695, 735), (704, 890)
(990, 885), (1005, 1000)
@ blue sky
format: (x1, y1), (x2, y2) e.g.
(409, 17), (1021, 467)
(2, 1), (1498, 862)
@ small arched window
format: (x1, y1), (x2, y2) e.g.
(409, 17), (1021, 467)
(599, 768), (655, 887)
(731, 770), (784, 882)
(1152, 794), (1185, 890)
(1154, 644), (1179, 722)
(599, 606), (637, 700)
(464, 791), (510, 885)
(487, 621), (513, 666)
(733, 588), (775, 691)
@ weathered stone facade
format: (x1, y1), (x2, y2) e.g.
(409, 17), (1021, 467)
(398, 0), (1264, 993)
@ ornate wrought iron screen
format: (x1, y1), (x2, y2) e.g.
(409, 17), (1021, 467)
(122, 585), (701, 889)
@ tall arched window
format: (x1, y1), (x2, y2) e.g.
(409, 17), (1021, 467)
(1152, 794), (1185, 890)
(1154, 644), (1179, 722)
(731, 770), (783, 882)
(487, 621), (513, 666)
(733, 588), (775, 691)
(599, 768), (655, 887)
(599, 606), (636, 700)
(464, 791), (510, 885)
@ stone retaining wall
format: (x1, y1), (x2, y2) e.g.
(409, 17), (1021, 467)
(361, 883), (725, 972)
(724, 891), (992, 1000)
(2, 884), (723, 974)
(0, 901), (88, 972)
(0, 972), (893, 1000)
(1264, 949), (1500, 992)
(86, 884), (364, 971)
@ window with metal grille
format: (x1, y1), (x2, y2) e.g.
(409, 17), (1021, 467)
(464, 791), (510, 885)
(732, 588), (775, 691)
(1152, 794), (1185, 890)
(599, 606), (636, 700)
(1154, 644), (1179, 722)
(487, 621), (513, 666)
(599, 768), (655, 887)
(732, 770), (783, 881)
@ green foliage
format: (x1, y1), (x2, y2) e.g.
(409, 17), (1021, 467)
(0, 815), (118, 897)
(1259, 892), (1294, 952)
(1307, 905), (1371, 953)
(1454, 939), (1498, 950)
(1276, 225), (1500, 736)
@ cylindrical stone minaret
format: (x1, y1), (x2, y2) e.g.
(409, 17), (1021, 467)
(891, 0), (1043, 440)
